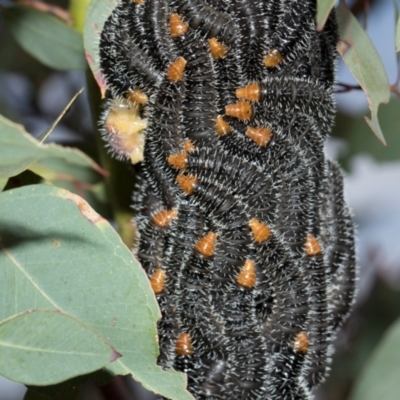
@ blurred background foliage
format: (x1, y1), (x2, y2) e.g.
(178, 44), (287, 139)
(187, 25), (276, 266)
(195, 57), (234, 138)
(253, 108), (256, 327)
(0, 0), (400, 399)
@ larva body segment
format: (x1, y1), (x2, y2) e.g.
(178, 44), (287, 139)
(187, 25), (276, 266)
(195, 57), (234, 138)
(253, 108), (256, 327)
(100, 1), (356, 398)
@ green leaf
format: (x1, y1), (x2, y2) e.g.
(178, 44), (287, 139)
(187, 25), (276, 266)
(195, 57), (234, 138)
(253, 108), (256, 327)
(316, 0), (336, 31)
(3, 6), (86, 71)
(84, 0), (119, 97)
(0, 114), (105, 180)
(0, 178), (7, 191)
(336, 1), (391, 144)
(334, 98), (400, 168)
(0, 310), (119, 386)
(0, 185), (192, 400)
(350, 318), (400, 400)
(396, 15), (400, 52)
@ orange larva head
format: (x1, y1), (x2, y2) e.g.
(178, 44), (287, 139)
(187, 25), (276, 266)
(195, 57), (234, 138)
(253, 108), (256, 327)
(126, 88), (148, 104)
(175, 333), (194, 356)
(225, 101), (253, 121)
(103, 98), (147, 163)
(264, 48), (284, 68)
(168, 152), (187, 171)
(235, 83), (261, 102)
(150, 269), (166, 294)
(304, 234), (322, 256)
(245, 127), (272, 147)
(176, 175), (198, 195)
(167, 57), (187, 82)
(208, 38), (228, 59)
(194, 232), (217, 257)
(215, 116), (232, 136)
(249, 218), (271, 243)
(293, 331), (309, 354)
(133, 0), (145, 4)
(237, 259), (256, 289)
(170, 13), (188, 38)
(152, 209), (178, 228)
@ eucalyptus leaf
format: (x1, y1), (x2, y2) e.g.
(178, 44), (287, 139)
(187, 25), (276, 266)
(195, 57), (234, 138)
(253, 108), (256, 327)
(0, 178), (7, 191)
(0, 114), (104, 180)
(336, 1), (391, 144)
(334, 99), (400, 168)
(0, 310), (119, 386)
(350, 318), (400, 400)
(4, 6), (86, 71)
(0, 185), (192, 400)
(84, 0), (119, 97)
(316, 0), (336, 31)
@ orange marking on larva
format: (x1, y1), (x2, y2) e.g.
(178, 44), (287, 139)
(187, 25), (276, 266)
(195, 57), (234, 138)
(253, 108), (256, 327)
(150, 269), (166, 294)
(183, 140), (195, 152)
(304, 234), (322, 256)
(215, 116), (232, 136)
(126, 88), (148, 104)
(208, 38), (228, 59)
(176, 175), (198, 195)
(167, 57), (187, 82)
(175, 333), (193, 356)
(237, 259), (256, 289)
(249, 218), (271, 243)
(246, 126), (272, 147)
(152, 209), (178, 227)
(293, 331), (309, 354)
(225, 101), (253, 121)
(264, 48), (284, 68)
(170, 13), (188, 38)
(194, 232), (217, 257)
(235, 83), (261, 102)
(168, 152), (187, 171)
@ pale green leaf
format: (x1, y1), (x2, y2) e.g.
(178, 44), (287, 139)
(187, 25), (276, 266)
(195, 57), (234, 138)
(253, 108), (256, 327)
(334, 99), (400, 167)
(4, 6), (86, 70)
(0, 310), (118, 386)
(0, 114), (104, 180)
(84, 0), (119, 97)
(336, 2), (391, 144)
(0, 185), (192, 400)
(0, 178), (7, 191)
(350, 318), (400, 400)
(316, 0), (336, 31)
